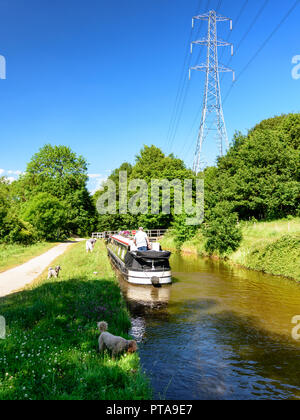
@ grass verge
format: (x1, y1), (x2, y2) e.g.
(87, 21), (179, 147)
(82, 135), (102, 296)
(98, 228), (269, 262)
(0, 242), (58, 273)
(0, 241), (151, 400)
(230, 219), (300, 281)
(161, 218), (300, 281)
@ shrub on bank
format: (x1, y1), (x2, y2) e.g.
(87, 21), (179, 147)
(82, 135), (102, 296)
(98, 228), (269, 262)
(242, 234), (300, 281)
(21, 193), (68, 241)
(0, 214), (36, 245)
(203, 203), (242, 256)
(161, 218), (300, 282)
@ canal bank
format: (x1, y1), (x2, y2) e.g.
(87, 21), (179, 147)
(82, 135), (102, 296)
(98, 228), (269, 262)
(160, 218), (300, 282)
(122, 252), (300, 400)
(0, 241), (151, 400)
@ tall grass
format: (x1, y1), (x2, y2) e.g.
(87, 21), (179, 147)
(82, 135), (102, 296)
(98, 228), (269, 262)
(230, 219), (300, 281)
(239, 218), (300, 240)
(161, 218), (300, 281)
(0, 242), (58, 273)
(0, 241), (151, 400)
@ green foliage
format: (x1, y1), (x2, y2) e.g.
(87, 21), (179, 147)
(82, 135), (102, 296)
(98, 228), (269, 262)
(171, 213), (198, 249)
(241, 234), (300, 281)
(16, 144), (96, 237)
(0, 215), (36, 245)
(0, 241), (151, 400)
(0, 178), (36, 244)
(22, 144), (88, 198)
(206, 113), (300, 221)
(21, 193), (67, 241)
(203, 202), (242, 255)
(95, 145), (194, 231)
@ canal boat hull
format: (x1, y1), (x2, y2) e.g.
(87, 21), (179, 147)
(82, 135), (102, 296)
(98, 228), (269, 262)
(107, 235), (172, 286)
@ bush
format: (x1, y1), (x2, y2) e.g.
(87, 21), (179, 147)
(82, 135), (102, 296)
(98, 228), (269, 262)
(203, 203), (242, 255)
(245, 234), (300, 280)
(171, 213), (198, 249)
(0, 213), (36, 245)
(21, 193), (68, 241)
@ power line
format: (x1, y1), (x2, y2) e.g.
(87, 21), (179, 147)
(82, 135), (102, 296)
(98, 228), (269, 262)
(223, 0), (300, 105)
(183, 0), (269, 166)
(219, 0), (249, 63)
(220, 0), (270, 83)
(168, 0), (230, 156)
(191, 10), (234, 174)
(192, 0), (223, 72)
(166, 0), (211, 154)
(182, 0), (249, 161)
(164, 0), (204, 152)
(182, 3), (243, 164)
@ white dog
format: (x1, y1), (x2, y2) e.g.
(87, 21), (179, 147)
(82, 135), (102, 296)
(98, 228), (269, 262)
(86, 238), (97, 253)
(47, 266), (61, 279)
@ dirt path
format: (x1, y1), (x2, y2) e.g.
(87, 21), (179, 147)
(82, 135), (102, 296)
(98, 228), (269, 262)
(0, 241), (82, 298)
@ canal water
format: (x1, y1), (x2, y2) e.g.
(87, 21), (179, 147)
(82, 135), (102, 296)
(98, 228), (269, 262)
(118, 253), (300, 400)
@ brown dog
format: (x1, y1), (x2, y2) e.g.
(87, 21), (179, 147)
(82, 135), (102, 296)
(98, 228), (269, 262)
(97, 321), (137, 358)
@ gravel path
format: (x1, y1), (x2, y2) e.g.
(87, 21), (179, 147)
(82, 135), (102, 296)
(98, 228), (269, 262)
(0, 241), (81, 298)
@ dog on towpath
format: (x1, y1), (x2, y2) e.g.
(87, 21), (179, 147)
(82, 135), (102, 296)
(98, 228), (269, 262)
(97, 321), (137, 358)
(47, 266), (61, 279)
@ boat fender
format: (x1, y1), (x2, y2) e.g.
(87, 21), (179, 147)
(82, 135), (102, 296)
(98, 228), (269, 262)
(151, 276), (160, 287)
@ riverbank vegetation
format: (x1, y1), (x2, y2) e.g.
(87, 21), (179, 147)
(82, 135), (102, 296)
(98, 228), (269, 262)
(161, 218), (300, 281)
(0, 241), (150, 400)
(1, 113), (299, 279)
(0, 144), (96, 245)
(95, 113), (299, 278)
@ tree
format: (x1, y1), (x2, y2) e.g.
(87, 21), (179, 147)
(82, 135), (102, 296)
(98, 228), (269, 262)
(0, 178), (36, 244)
(21, 193), (67, 241)
(204, 113), (300, 221)
(171, 213), (198, 249)
(203, 202), (242, 255)
(23, 144), (88, 198)
(16, 144), (97, 236)
(95, 146), (194, 231)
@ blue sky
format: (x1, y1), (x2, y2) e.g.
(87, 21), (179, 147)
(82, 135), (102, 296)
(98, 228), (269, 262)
(0, 0), (299, 192)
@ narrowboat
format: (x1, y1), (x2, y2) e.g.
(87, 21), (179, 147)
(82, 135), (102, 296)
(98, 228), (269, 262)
(106, 234), (172, 286)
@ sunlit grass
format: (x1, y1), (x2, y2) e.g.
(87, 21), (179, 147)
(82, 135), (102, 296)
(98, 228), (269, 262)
(230, 219), (300, 281)
(0, 241), (151, 400)
(240, 218), (300, 240)
(162, 218), (300, 281)
(0, 242), (58, 273)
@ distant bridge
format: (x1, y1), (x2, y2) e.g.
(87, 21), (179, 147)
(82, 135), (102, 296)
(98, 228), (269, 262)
(92, 229), (168, 241)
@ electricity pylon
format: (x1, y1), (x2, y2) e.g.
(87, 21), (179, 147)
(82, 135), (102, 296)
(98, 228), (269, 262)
(189, 10), (235, 174)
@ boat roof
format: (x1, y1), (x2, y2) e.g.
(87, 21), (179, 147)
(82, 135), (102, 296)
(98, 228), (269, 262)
(111, 235), (132, 247)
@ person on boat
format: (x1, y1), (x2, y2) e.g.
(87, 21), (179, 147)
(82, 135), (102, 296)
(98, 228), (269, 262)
(134, 227), (150, 252)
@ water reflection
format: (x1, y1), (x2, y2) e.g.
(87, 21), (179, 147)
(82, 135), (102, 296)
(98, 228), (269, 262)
(118, 253), (300, 400)
(118, 277), (171, 314)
